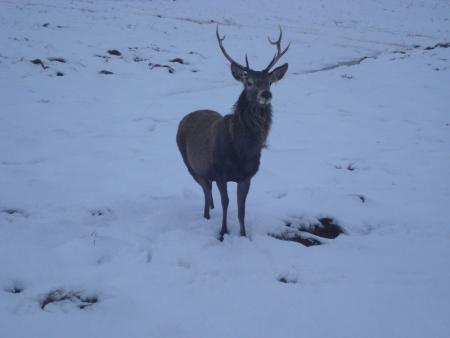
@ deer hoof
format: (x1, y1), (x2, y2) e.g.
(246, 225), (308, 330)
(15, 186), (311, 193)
(218, 229), (229, 241)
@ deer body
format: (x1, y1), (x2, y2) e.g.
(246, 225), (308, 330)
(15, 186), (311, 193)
(176, 26), (289, 240)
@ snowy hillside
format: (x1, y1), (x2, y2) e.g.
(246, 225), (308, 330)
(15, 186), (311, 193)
(1, 0), (450, 337)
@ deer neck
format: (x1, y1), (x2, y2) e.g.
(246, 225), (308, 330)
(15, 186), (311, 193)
(231, 90), (272, 147)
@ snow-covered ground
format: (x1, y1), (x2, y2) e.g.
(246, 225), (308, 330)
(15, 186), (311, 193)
(1, 0), (450, 337)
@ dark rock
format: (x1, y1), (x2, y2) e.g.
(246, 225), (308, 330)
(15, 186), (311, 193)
(48, 57), (66, 63)
(107, 49), (122, 56)
(30, 59), (47, 69)
(355, 195), (366, 203)
(277, 276), (296, 284)
(169, 57), (184, 64)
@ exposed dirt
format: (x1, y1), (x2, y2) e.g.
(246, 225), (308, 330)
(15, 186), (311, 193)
(424, 42), (450, 50)
(149, 63), (174, 74)
(277, 276), (297, 284)
(40, 289), (98, 310)
(270, 216), (345, 247)
(169, 57), (184, 64)
(270, 232), (322, 247)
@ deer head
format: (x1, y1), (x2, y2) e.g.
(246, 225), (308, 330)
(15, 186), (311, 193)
(216, 25), (290, 106)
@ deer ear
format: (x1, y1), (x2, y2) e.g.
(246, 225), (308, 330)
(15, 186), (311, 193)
(230, 63), (248, 82)
(270, 63), (288, 83)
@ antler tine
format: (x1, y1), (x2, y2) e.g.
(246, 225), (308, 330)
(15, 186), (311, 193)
(264, 26), (290, 72)
(268, 25), (283, 48)
(216, 25), (248, 69)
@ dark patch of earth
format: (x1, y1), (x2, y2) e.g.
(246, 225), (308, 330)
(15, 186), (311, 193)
(40, 289), (98, 310)
(270, 217), (345, 247)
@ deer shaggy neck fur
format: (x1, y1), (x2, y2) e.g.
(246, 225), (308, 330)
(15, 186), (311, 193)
(232, 90), (272, 147)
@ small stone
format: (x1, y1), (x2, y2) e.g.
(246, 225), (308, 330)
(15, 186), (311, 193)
(107, 49), (122, 56)
(169, 57), (184, 64)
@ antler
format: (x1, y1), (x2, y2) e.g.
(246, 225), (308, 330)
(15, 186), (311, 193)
(216, 25), (249, 70)
(263, 26), (290, 72)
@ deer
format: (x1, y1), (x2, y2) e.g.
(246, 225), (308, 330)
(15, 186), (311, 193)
(176, 25), (290, 240)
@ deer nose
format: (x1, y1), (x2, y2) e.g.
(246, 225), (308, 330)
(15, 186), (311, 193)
(261, 91), (272, 100)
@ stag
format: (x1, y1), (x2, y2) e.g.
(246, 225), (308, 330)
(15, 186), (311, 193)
(176, 25), (289, 240)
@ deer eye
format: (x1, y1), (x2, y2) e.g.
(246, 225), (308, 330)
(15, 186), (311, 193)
(246, 79), (254, 87)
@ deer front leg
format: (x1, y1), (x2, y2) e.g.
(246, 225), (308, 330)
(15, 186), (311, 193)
(237, 179), (251, 237)
(216, 179), (229, 241)
(198, 177), (213, 219)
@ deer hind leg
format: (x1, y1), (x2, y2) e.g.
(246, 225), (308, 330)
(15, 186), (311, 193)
(197, 177), (213, 220)
(237, 179), (251, 237)
(216, 179), (229, 241)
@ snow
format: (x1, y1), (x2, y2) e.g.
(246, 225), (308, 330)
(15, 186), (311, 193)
(1, 0), (450, 337)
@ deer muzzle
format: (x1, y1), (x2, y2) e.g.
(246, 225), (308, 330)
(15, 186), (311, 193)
(257, 90), (272, 105)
